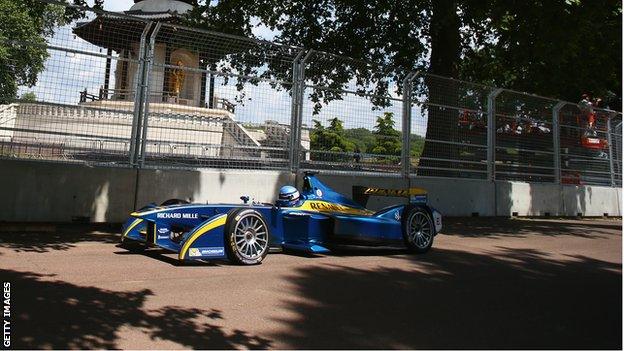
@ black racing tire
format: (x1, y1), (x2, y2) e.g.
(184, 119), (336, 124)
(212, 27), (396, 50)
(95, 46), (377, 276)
(160, 198), (190, 206)
(120, 239), (146, 253)
(224, 208), (271, 265)
(401, 205), (434, 254)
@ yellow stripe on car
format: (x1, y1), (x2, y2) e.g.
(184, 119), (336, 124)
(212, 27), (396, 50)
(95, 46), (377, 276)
(178, 214), (227, 260)
(122, 218), (143, 238)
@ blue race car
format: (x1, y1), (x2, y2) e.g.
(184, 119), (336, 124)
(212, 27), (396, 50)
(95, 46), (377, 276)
(121, 172), (442, 265)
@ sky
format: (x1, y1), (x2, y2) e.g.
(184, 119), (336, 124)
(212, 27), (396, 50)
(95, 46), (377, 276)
(18, 0), (428, 136)
(85, 0), (279, 40)
(86, 0), (133, 12)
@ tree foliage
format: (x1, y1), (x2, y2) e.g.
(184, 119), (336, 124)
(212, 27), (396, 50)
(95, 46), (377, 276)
(186, 0), (620, 175)
(310, 113), (425, 163)
(310, 117), (354, 155)
(460, 0), (622, 108)
(371, 112), (401, 156)
(0, 0), (101, 104)
(19, 91), (37, 102)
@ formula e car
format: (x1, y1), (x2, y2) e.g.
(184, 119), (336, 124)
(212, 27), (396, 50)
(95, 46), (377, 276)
(121, 172), (443, 265)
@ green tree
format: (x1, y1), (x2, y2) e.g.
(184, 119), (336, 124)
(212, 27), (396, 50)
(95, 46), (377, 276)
(371, 112), (401, 156)
(344, 127), (376, 155)
(19, 91), (37, 102)
(0, 0), (99, 104)
(410, 134), (426, 158)
(310, 117), (355, 161)
(198, 0), (620, 172)
(461, 0), (621, 107)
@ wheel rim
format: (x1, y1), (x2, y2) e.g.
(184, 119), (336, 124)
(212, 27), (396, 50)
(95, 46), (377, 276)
(408, 211), (433, 249)
(234, 214), (268, 260)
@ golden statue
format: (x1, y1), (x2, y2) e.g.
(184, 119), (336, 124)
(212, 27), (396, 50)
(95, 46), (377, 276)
(170, 60), (186, 97)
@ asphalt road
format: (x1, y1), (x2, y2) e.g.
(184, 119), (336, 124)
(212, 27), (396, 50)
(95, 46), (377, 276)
(0, 217), (621, 349)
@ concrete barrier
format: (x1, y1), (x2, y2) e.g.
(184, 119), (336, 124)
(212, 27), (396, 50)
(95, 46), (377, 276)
(0, 159), (620, 222)
(136, 168), (295, 207)
(561, 184), (621, 216)
(0, 159), (136, 223)
(410, 177), (495, 216)
(495, 181), (562, 216)
(495, 181), (622, 217)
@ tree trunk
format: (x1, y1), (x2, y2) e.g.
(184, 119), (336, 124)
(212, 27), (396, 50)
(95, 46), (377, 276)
(418, 0), (462, 177)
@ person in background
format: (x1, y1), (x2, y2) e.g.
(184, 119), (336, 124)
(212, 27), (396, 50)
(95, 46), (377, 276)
(354, 146), (361, 163)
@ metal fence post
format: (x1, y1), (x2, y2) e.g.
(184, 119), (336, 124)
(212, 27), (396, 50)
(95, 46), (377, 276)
(137, 22), (162, 167)
(606, 115), (616, 187)
(129, 22), (154, 166)
(289, 50), (304, 172)
(401, 72), (416, 177)
(291, 50), (313, 172)
(552, 101), (566, 184)
(487, 88), (503, 182)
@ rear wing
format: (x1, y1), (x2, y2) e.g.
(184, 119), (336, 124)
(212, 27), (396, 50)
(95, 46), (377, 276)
(352, 186), (428, 207)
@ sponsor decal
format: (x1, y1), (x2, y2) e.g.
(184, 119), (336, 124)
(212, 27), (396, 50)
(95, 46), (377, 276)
(315, 189), (323, 197)
(411, 195), (427, 203)
(364, 187), (427, 197)
(285, 211), (309, 216)
(394, 211), (401, 221)
(158, 228), (169, 234)
(157, 235), (169, 240)
(188, 247), (225, 257)
(300, 201), (373, 215)
(156, 213), (198, 219)
(198, 247), (225, 257)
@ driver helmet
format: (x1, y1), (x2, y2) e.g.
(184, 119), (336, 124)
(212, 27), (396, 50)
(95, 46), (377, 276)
(277, 185), (300, 207)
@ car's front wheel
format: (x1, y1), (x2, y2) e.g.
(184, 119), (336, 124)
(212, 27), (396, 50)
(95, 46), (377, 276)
(401, 205), (434, 253)
(224, 208), (270, 265)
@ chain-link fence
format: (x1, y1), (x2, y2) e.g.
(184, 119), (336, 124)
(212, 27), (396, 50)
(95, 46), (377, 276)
(1, 4), (152, 164)
(0, 0), (621, 187)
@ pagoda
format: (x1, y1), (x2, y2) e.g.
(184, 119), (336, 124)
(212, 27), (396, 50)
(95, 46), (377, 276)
(73, 0), (218, 111)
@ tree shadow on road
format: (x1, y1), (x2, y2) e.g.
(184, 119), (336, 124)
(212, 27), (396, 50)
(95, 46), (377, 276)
(443, 217), (621, 239)
(2, 269), (271, 349)
(0, 224), (121, 253)
(271, 247), (622, 349)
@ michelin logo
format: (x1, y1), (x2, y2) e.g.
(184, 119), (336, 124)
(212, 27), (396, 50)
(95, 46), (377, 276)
(189, 247), (225, 257)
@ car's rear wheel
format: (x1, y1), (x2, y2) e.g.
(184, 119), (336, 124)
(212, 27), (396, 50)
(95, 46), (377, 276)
(402, 205), (434, 253)
(224, 208), (270, 265)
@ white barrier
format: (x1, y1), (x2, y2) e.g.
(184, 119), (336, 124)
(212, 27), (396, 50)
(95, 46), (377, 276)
(0, 159), (620, 222)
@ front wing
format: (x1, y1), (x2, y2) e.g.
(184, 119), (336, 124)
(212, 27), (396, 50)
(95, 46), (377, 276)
(122, 213), (230, 261)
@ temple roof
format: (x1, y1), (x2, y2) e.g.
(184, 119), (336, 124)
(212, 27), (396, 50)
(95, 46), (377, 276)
(74, 0), (195, 49)
(126, 0), (194, 18)
(134, 0), (197, 5)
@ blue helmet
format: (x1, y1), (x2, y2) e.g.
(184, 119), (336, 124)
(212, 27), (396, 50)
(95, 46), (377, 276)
(277, 185), (300, 207)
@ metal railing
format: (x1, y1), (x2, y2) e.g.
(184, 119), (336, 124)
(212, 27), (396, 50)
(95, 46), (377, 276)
(0, 0), (621, 187)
